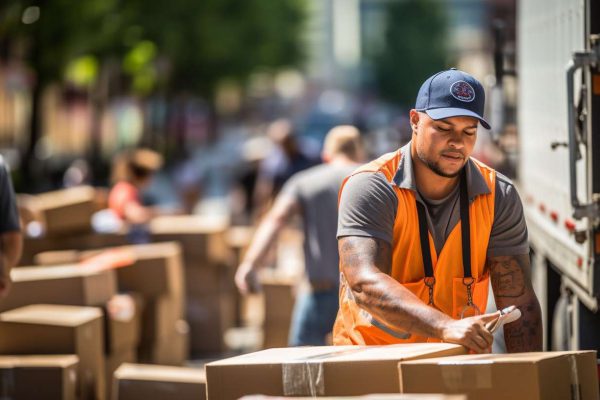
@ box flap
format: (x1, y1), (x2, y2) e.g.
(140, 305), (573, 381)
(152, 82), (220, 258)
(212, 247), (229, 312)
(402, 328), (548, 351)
(0, 304), (102, 326)
(115, 363), (205, 383)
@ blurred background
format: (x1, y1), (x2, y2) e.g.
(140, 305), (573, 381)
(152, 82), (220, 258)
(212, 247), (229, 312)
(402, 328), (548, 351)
(0, 0), (517, 205)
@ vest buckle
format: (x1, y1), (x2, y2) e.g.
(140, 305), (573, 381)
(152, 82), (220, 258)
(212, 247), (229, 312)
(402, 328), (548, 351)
(424, 276), (436, 307)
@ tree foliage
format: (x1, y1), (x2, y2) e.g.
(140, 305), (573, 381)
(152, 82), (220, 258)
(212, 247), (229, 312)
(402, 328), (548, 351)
(371, 0), (449, 107)
(0, 0), (307, 96)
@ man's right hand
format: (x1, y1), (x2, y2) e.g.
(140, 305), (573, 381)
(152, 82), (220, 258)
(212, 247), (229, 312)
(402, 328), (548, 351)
(234, 262), (260, 295)
(439, 311), (501, 353)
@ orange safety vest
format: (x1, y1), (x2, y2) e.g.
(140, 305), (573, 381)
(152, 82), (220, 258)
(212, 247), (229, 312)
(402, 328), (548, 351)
(333, 149), (496, 345)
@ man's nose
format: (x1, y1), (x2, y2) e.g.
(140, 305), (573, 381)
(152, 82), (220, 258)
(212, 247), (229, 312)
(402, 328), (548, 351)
(447, 131), (465, 149)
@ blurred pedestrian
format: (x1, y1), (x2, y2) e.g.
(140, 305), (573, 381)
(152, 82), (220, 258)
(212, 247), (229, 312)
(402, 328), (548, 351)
(0, 157), (22, 297)
(235, 125), (365, 345)
(108, 148), (164, 243)
(253, 119), (317, 217)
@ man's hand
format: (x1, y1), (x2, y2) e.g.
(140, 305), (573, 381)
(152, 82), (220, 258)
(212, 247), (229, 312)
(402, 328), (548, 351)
(440, 311), (501, 353)
(234, 262), (260, 295)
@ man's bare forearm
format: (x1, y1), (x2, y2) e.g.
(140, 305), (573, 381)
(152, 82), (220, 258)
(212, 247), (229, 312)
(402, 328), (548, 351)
(242, 195), (297, 268)
(340, 236), (452, 339)
(489, 254), (543, 352)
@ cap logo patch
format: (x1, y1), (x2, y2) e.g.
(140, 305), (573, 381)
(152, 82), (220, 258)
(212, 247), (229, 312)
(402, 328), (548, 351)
(450, 81), (475, 102)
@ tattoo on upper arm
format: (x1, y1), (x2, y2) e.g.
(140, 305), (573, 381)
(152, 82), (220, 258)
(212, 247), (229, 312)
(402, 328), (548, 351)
(339, 237), (392, 275)
(489, 254), (531, 298)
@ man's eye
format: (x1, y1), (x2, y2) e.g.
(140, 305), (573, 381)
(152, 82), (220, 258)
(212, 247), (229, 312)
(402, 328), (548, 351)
(436, 126), (451, 132)
(464, 130), (476, 136)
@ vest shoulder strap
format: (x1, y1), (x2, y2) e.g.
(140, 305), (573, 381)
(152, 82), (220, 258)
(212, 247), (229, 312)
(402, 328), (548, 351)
(350, 150), (401, 181)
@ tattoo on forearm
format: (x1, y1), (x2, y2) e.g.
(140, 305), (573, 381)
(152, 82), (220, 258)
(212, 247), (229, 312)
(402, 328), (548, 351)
(488, 254), (543, 352)
(502, 297), (543, 352)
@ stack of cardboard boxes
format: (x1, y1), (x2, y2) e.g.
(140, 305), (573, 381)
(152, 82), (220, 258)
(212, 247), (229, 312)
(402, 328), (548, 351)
(112, 363), (206, 400)
(205, 345), (600, 400)
(260, 273), (297, 349)
(0, 305), (106, 399)
(18, 186), (130, 265)
(0, 262), (143, 398)
(149, 215), (236, 356)
(83, 242), (189, 366)
(20, 191), (239, 359)
(0, 355), (79, 400)
(36, 242), (189, 366)
(104, 293), (143, 394)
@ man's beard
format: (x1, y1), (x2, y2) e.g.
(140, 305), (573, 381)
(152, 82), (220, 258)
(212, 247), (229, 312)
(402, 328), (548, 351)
(416, 150), (463, 178)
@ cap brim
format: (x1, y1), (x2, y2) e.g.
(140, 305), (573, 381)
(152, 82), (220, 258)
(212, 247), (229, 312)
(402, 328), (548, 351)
(425, 108), (491, 130)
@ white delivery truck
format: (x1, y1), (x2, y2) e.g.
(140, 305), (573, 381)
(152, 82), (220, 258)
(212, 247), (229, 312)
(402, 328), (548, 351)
(517, 0), (600, 351)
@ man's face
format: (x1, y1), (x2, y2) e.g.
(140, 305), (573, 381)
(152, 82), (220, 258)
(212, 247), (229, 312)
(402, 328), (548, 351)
(410, 111), (478, 178)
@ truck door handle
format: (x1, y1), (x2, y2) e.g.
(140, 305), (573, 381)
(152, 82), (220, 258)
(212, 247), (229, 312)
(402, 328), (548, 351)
(566, 44), (600, 220)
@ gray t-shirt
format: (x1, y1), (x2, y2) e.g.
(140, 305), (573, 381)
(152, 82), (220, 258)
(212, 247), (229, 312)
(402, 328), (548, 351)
(337, 145), (528, 257)
(281, 162), (359, 284)
(0, 158), (20, 234)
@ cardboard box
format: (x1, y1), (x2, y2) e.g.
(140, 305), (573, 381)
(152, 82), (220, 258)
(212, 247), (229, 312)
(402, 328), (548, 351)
(187, 293), (235, 355)
(263, 324), (292, 349)
(149, 215), (232, 264)
(0, 355), (79, 400)
(113, 363), (206, 400)
(106, 349), (137, 397)
(0, 305), (106, 400)
(139, 294), (184, 346)
(35, 242), (184, 298)
(29, 186), (96, 235)
(34, 249), (81, 265)
(184, 261), (233, 296)
(398, 351), (599, 400)
(239, 396), (466, 400)
(106, 293), (142, 354)
(1, 265), (117, 312)
(81, 242), (185, 298)
(140, 323), (190, 366)
(21, 232), (128, 266)
(205, 343), (467, 399)
(261, 278), (296, 321)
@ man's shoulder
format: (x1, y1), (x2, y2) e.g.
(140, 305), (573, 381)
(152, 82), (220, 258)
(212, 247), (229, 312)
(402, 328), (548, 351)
(292, 162), (354, 183)
(342, 170), (397, 205)
(495, 171), (518, 197)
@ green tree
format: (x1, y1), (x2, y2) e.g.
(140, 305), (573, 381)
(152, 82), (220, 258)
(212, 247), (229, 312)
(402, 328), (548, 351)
(0, 0), (307, 187)
(371, 0), (449, 107)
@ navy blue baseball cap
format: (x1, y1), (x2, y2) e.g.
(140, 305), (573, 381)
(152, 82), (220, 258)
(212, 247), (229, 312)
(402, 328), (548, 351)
(415, 68), (490, 129)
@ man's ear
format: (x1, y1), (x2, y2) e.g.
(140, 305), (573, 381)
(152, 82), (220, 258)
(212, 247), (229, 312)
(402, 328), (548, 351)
(409, 109), (420, 133)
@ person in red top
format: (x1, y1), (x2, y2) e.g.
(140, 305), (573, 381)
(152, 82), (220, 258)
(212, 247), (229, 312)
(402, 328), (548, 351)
(108, 148), (163, 226)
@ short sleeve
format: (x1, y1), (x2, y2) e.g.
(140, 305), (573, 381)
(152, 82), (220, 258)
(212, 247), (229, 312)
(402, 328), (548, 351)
(487, 175), (529, 257)
(0, 162), (20, 233)
(337, 172), (398, 244)
(279, 171), (301, 201)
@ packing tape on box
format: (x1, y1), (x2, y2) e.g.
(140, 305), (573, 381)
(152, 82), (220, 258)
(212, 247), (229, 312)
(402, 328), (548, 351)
(438, 360), (493, 390)
(282, 361), (324, 396)
(568, 354), (581, 400)
(281, 347), (370, 396)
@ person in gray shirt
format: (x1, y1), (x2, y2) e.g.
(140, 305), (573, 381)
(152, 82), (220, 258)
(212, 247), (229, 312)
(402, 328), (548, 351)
(334, 69), (542, 354)
(235, 125), (364, 345)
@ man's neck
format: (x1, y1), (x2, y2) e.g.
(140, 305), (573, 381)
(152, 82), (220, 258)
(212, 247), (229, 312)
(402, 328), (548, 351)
(410, 142), (459, 200)
(327, 155), (358, 166)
